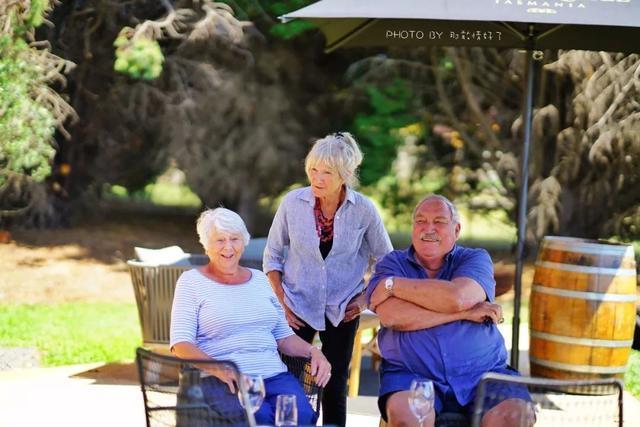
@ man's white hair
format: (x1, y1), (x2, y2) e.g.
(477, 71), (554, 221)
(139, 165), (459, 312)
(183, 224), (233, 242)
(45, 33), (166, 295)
(413, 194), (460, 224)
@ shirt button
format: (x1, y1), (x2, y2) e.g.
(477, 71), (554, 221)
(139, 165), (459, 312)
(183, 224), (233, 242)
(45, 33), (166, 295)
(336, 216), (340, 219)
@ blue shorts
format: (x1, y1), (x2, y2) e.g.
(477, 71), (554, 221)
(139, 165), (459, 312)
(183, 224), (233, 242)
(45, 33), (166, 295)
(201, 371), (316, 426)
(377, 361), (531, 422)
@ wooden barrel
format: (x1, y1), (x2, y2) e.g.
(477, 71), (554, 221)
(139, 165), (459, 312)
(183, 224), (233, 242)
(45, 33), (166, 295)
(529, 236), (637, 380)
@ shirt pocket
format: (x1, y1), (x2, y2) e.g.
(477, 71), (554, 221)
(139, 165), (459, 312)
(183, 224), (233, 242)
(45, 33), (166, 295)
(333, 225), (367, 256)
(288, 218), (319, 256)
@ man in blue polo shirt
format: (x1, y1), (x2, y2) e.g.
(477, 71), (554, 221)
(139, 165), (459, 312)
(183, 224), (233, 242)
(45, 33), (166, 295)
(366, 195), (533, 427)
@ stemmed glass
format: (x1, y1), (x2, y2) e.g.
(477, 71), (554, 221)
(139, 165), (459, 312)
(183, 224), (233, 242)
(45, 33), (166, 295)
(408, 379), (435, 427)
(275, 394), (298, 426)
(238, 374), (266, 414)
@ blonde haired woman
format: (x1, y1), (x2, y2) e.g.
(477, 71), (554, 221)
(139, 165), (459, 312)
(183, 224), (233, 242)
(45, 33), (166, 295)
(264, 132), (393, 426)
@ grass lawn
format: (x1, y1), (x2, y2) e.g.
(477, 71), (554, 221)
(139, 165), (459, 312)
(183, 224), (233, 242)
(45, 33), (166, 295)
(2, 302), (639, 400)
(0, 303), (141, 366)
(107, 181), (201, 208)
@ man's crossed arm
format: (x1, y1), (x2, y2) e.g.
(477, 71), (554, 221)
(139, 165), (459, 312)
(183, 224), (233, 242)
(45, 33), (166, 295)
(369, 276), (501, 331)
(374, 297), (502, 331)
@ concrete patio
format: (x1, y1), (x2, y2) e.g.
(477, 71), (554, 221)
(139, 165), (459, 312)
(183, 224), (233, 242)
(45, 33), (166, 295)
(0, 358), (381, 427)
(1, 325), (639, 426)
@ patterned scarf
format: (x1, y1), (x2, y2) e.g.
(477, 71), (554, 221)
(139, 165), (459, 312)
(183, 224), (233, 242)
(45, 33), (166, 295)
(313, 197), (334, 243)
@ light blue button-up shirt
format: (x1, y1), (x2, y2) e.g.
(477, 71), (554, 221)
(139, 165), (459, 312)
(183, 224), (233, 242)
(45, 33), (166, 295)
(263, 186), (393, 330)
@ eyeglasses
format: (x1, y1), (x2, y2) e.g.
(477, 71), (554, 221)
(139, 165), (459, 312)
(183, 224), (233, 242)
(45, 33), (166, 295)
(333, 132), (347, 142)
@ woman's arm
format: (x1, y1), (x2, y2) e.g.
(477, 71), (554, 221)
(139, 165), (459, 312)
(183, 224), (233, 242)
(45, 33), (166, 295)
(267, 270), (304, 329)
(172, 341), (212, 360)
(266, 270), (285, 303)
(345, 203), (392, 323)
(171, 341), (238, 393)
(277, 335), (332, 387)
(364, 199), (394, 263)
(263, 196), (305, 329)
(263, 196), (290, 275)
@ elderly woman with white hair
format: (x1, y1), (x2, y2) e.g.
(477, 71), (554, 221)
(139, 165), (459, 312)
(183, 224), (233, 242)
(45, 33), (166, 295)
(264, 132), (393, 426)
(170, 207), (331, 426)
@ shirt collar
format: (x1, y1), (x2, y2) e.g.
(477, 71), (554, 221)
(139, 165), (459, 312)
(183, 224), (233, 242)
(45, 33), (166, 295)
(406, 244), (458, 268)
(298, 186), (355, 205)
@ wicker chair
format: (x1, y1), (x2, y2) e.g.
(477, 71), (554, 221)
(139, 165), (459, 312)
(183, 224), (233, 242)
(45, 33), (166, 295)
(136, 347), (255, 427)
(128, 254), (262, 347)
(472, 373), (624, 427)
(279, 353), (323, 417)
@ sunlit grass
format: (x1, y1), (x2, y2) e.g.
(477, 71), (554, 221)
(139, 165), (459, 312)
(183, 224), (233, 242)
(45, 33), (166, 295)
(0, 303), (141, 366)
(105, 166), (201, 208)
(625, 350), (640, 398)
(107, 182), (201, 208)
(144, 182), (202, 207)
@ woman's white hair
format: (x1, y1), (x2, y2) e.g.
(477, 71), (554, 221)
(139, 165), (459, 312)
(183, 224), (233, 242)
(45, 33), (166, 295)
(304, 132), (364, 188)
(196, 208), (250, 249)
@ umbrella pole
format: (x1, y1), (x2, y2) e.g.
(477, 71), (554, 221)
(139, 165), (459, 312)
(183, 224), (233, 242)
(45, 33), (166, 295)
(510, 48), (537, 370)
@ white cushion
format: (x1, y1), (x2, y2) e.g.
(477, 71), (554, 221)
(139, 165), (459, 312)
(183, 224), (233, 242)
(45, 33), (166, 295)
(134, 245), (190, 266)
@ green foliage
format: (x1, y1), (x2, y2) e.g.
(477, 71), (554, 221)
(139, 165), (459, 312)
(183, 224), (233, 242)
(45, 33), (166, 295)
(0, 303), (141, 365)
(364, 167), (448, 232)
(267, 1), (317, 39)
(25, 0), (48, 28)
(106, 182), (202, 207)
(0, 36), (56, 186)
(269, 19), (316, 39)
(221, 0), (317, 39)
(354, 80), (418, 186)
(114, 31), (164, 80)
(626, 350), (640, 398)
(4, 0), (49, 35)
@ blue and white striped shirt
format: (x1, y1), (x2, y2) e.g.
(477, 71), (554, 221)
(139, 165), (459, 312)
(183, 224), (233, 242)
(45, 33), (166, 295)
(263, 186), (393, 330)
(170, 268), (293, 378)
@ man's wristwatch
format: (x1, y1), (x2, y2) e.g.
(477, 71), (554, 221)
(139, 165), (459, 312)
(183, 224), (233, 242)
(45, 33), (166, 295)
(384, 276), (395, 295)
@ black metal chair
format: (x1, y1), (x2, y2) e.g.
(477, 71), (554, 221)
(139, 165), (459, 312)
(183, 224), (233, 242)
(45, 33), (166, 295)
(279, 353), (324, 417)
(136, 348), (255, 427)
(472, 373), (624, 427)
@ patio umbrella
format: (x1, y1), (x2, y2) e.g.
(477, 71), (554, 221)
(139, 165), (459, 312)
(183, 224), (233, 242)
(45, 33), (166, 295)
(281, 0), (640, 369)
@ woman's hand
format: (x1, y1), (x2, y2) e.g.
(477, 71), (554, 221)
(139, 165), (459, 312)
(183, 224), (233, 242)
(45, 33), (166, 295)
(309, 346), (332, 387)
(278, 336), (330, 386)
(172, 342), (238, 393)
(201, 364), (239, 394)
(282, 303), (305, 330)
(368, 283), (391, 312)
(463, 301), (503, 324)
(344, 292), (367, 322)
(267, 271), (305, 330)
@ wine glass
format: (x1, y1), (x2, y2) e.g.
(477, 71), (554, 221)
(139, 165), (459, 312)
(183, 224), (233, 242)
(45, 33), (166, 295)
(275, 394), (298, 426)
(408, 379), (435, 427)
(238, 374), (266, 414)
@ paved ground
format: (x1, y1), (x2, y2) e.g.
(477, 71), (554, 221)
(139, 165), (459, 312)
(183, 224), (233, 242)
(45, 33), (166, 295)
(1, 326), (639, 427)
(0, 359), (380, 427)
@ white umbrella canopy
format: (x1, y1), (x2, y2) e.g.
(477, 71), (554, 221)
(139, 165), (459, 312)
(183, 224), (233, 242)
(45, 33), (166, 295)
(282, 0), (640, 368)
(283, 0), (640, 52)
